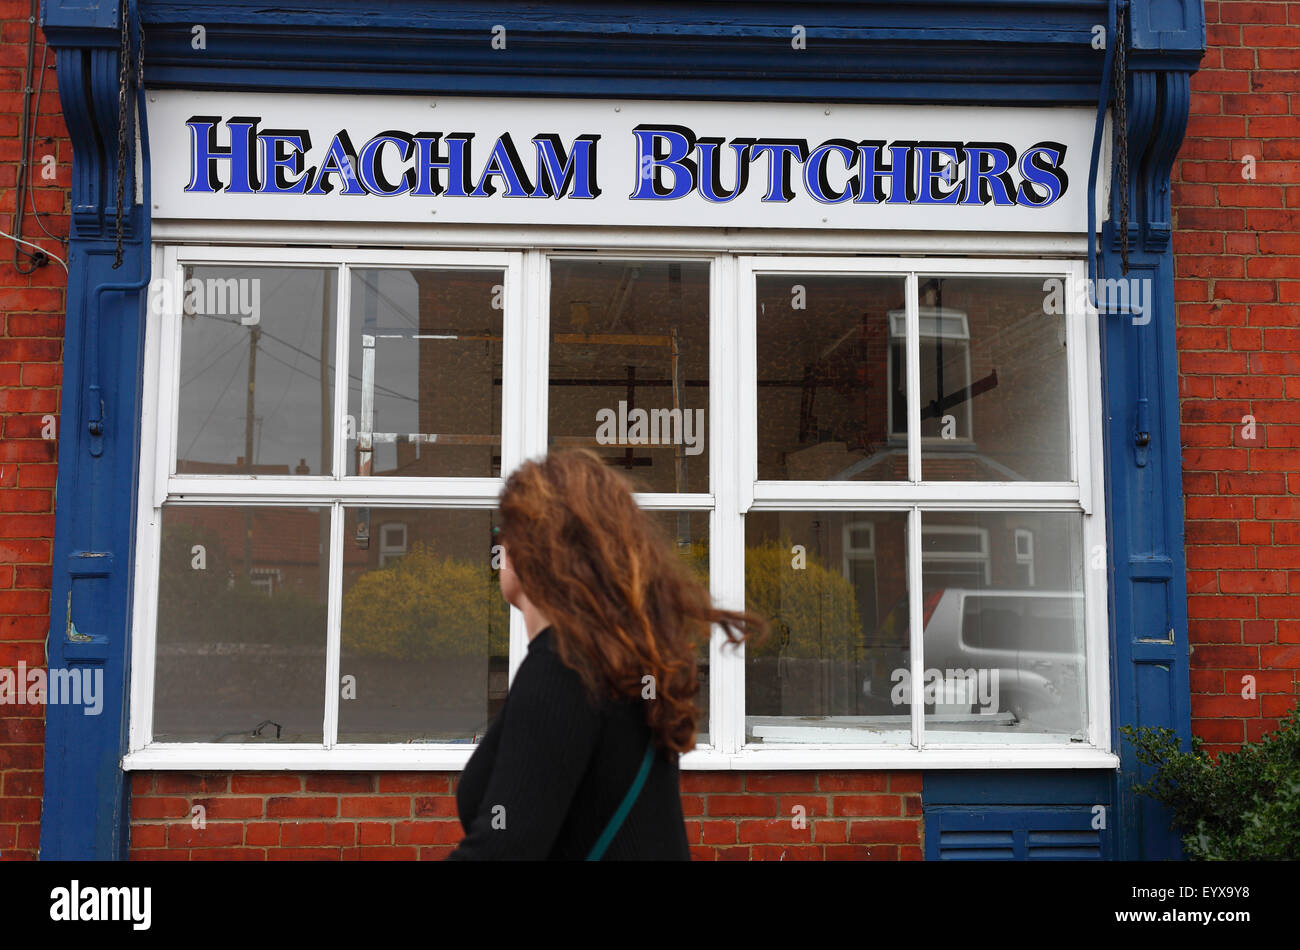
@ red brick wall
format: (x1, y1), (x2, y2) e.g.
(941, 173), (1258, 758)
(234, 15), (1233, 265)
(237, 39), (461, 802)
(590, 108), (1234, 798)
(128, 771), (923, 860)
(0, 12), (67, 860)
(1173, 1), (1300, 757)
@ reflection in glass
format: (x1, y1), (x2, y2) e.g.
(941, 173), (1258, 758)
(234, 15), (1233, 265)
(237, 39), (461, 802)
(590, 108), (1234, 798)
(920, 511), (1086, 740)
(756, 276), (906, 481)
(176, 267), (336, 476)
(744, 510), (910, 744)
(642, 509), (710, 746)
(153, 505), (329, 742)
(549, 260), (710, 493)
(338, 507), (506, 742)
(347, 268), (504, 478)
(915, 276), (1070, 481)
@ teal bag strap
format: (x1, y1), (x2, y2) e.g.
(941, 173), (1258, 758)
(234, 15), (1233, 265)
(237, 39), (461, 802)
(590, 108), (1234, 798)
(586, 737), (656, 861)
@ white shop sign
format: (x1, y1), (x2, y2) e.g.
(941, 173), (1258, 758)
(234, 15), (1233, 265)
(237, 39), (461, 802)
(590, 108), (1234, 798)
(149, 91), (1095, 232)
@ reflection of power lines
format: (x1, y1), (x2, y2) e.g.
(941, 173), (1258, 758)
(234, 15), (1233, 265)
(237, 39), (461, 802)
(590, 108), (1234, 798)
(180, 350), (248, 463)
(198, 313), (417, 403)
(179, 336), (245, 388)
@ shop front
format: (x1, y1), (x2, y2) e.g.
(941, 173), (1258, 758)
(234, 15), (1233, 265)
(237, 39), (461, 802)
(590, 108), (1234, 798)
(38, 0), (1204, 860)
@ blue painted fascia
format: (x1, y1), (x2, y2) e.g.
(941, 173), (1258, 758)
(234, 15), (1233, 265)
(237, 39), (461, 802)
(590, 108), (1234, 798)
(139, 0), (1114, 103)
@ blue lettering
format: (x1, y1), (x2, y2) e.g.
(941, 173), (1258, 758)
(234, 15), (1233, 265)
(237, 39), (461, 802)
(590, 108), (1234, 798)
(357, 132), (416, 197)
(803, 140), (857, 204)
(1016, 142), (1069, 206)
(629, 125), (698, 199)
(532, 134), (601, 199)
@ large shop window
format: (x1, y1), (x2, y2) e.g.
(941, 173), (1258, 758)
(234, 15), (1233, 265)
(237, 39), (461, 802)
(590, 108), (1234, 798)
(128, 248), (1107, 768)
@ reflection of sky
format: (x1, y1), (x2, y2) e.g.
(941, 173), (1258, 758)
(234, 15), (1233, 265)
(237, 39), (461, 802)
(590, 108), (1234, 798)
(178, 268), (334, 474)
(349, 269), (421, 475)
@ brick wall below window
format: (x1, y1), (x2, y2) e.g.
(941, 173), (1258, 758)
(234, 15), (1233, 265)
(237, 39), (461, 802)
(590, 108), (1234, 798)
(127, 771), (924, 861)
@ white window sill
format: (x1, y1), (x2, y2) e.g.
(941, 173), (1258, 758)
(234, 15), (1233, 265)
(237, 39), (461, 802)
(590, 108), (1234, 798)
(122, 744), (1119, 772)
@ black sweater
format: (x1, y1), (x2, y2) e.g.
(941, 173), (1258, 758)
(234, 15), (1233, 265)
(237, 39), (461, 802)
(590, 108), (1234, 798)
(445, 627), (690, 860)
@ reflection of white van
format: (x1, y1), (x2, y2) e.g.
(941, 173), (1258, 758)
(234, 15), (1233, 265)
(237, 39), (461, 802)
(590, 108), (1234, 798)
(878, 589), (1086, 734)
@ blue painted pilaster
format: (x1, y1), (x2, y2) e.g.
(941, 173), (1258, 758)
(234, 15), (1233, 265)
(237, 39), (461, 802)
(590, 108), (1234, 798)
(39, 0), (149, 859)
(1103, 1), (1202, 859)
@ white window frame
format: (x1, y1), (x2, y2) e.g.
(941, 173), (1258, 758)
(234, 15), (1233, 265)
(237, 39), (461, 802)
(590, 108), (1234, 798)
(735, 255), (1111, 769)
(125, 244), (1112, 772)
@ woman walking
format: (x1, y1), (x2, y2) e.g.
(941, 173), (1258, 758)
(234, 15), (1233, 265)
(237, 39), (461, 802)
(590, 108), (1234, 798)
(445, 449), (763, 860)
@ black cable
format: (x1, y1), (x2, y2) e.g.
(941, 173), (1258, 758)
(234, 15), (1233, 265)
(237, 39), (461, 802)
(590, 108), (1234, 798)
(25, 41), (64, 249)
(11, 0), (41, 273)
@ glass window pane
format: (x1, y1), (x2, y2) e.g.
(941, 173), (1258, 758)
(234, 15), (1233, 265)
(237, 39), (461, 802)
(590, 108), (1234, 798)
(744, 510), (911, 745)
(177, 266), (336, 476)
(339, 507), (505, 742)
(347, 268), (504, 478)
(756, 275), (906, 481)
(920, 511), (1087, 740)
(917, 276), (1070, 481)
(549, 260), (709, 493)
(642, 509), (710, 746)
(153, 505), (329, 742)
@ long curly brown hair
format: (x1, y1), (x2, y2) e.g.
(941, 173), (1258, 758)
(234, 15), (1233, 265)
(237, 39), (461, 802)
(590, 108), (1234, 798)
(497, 449), (765, 756)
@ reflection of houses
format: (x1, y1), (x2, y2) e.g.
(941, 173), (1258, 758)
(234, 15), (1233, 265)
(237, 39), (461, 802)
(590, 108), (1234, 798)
(759, 277), (1068, 483)
(171, 503), (498, 603)
(750, 511), (1062, 650)
(171, 505), (357, 601)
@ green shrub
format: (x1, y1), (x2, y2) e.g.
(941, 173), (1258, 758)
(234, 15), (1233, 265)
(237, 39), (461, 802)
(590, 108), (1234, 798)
(744, 540), (864, 660)
(1120, 703), (1300, 860)
(341, 542), (509, 659)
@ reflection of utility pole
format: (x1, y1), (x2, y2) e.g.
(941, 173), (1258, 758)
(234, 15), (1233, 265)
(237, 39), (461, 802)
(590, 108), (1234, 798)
(243, 324), (260, 578)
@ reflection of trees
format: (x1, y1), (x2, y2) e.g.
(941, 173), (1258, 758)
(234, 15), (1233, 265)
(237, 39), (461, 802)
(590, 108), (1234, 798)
(744, 541), (864, 660)
(157, 523), (325, 646)
(159, 526), (859, 663)
(680, 539), (865, 660)
(341, 543), (508, 659)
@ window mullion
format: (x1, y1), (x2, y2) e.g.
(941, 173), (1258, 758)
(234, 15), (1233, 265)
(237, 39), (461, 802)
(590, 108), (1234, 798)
(1069, 259), (1093, 514)
(908, 506), (924, 750)
(508, 250), (549, 686)
(160, 249), (184, 491)
(711, 253), (743, 755)
(323, 500), (344, 749)
(905, 272), (921, 483)
(332, 263), (351, 480)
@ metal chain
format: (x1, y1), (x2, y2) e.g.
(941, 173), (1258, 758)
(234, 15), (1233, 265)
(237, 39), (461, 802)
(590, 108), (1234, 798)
(1115, 3), (1129, 276)
(112, 0), (142, 269)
